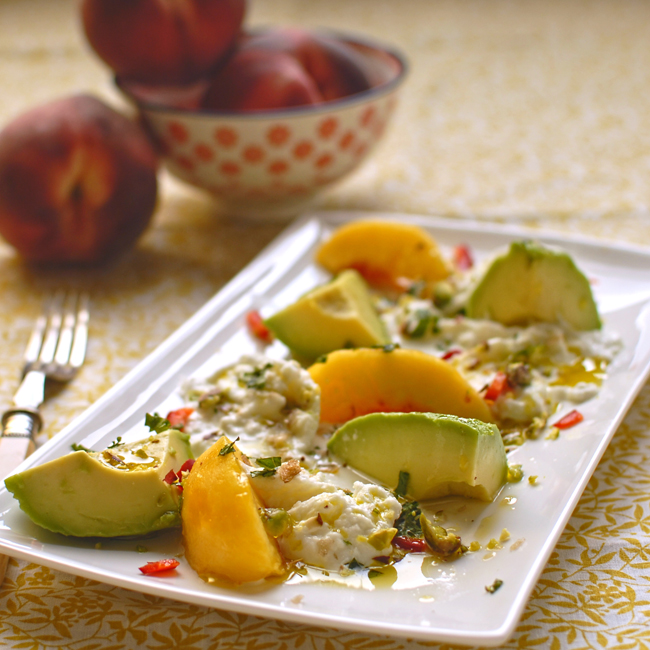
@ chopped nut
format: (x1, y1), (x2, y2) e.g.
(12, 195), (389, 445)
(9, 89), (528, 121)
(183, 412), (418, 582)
(277, 458), (302, 483)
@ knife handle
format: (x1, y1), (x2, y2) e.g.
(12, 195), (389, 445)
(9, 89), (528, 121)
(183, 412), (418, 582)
(0, 409), (40, 479)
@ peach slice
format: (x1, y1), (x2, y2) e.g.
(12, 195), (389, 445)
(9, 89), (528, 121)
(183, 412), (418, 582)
(308, 347), (493, 424)
(315, 220), (450, 291)
(182, 437), (285, 585)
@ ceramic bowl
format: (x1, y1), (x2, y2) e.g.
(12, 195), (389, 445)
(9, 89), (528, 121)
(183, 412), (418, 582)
(117, 31), (408, 219)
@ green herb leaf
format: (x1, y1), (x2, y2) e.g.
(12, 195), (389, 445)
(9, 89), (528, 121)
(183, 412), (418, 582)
(346, 559), (363, 570)
(241, 363), (273, 390)
(402, 309), (438, 338)
(394, 470), (410, 498)
(218, 437), (240, 456)
(107, 436), (123, 449)
(71, 443), (90, 452)
(394, 501), (423, 538)
(251, 456), (282, 478)
(145, 413), (171, 434)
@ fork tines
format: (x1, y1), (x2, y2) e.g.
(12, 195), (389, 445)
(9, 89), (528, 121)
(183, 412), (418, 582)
(24, 291), (90, 381)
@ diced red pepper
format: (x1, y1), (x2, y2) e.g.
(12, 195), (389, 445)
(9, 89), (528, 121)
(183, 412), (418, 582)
(138, 558), (180, 575)
(453, 245), (474, 270)
(246, 310), (274, 344)
(179, 459), (195, 474)
(163, 469), (177, 485)
(442, 349), (462, 361)
(166, 407), (194, 429)
(392, 536), (429, 553)
(484, 371), (512, 402)
(552, 409), (584, 430)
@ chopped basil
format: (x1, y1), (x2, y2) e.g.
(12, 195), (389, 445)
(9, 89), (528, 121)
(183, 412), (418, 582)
(251, 456), (282, 477)
(394, 470), (410, 498)
(346, 558), (363, 570)
(395, 501), (423, 538)
(402, 309), (439, 338)
(145, 413), (171, 434)
(241, 363), (273, 390)
(218, 437), (240, 456)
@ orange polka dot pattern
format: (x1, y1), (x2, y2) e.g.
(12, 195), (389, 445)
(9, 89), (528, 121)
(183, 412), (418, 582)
(146, 93), (399, 204)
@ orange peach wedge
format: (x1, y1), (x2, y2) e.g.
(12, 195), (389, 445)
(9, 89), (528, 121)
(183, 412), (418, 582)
(308, 347), (493, 424)
(182, 436), (285, 585)
(315, 220), (450, 291)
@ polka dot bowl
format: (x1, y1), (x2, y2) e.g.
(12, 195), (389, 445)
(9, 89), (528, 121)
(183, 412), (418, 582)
(117, 32), (407, 219)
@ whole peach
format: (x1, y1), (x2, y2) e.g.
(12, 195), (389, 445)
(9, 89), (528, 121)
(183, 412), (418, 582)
(240, 28), (373, 101)
(81, 0), (246, 85)
(202, 49), (324, 111)
(0, 94), (159, 265)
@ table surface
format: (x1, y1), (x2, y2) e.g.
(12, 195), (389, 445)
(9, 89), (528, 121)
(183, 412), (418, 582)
(1, 0), (650, 648)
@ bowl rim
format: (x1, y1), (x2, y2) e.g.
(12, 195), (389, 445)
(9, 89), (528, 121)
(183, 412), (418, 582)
(115, 27), (409, 119)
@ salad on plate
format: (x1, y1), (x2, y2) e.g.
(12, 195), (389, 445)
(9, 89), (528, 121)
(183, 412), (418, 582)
(4, 219), (621, 589)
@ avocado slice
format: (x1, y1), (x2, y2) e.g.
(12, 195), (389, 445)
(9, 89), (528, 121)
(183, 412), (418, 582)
(327, 412), (507, 502)
(264, 269), (390, 360)
(4, 429), (193, 537)
(466, 240), (601, 330)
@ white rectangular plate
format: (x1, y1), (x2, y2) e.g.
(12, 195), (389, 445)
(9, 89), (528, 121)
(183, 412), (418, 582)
(1, 211), (650, 647)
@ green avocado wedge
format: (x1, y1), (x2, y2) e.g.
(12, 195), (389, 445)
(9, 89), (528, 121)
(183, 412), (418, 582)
(264, 269), (390, 361)
(4, 429), (193, 537)
(327, 412), (508, 502)
(465, 240), (601, 331)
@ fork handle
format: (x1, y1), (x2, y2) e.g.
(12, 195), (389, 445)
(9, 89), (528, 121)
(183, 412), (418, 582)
(0, 410), (40, 479)
(1, 408), (42, 439)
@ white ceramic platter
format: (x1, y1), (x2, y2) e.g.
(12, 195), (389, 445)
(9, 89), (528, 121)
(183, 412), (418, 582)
(1, 211), (650, 647)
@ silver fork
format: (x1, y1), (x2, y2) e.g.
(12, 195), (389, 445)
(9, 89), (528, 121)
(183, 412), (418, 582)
(0, 291), (89, 479)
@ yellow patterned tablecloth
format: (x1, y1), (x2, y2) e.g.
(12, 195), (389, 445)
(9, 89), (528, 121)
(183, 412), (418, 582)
(1, 0), (650, 647)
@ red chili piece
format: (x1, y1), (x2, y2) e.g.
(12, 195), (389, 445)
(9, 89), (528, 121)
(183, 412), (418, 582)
(442, 349), (462, 361)
(163, 469), (177, 485)
(393, 536), (429, 552)
(179, 459), (195, 474)
(484, 371), (512, 402)
(166, 407), (194, 429)
(246, 310), (274, 343)
(552, 409), (584, 430)
(139, 558), (180, 575)
(453, 245), (474, 270)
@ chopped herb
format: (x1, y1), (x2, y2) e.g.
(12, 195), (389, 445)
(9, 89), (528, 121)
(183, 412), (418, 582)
(145, 413), (171, 434)
(406, 280), (427, 297)
(346, 558), (363, 570)
(395, 501), (423, 538)
(107, 436), (123, 449)
(218, 437), (240, 456)
(402, 309), (438, 338)
(485, 579), (503, 593)
(71, 443), (90, 452)
(368, 569), (383, 579)
(251, 456), (282, 477)
(241, 363), (273, 390)
(315, 355), (328, 364)
(394, 470), (410, 498)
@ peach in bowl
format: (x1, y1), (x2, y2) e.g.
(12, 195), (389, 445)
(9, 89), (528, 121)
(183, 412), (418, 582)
(116, 28), (408, 219)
